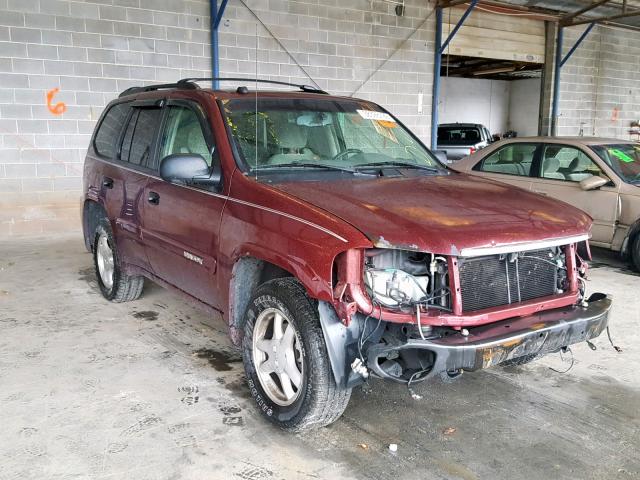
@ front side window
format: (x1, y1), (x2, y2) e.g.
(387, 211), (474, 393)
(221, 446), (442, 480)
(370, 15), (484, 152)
(94, 103), (130, 159)
(474, 143), (536, 177)
(222, 98), (443, 176)
(591, 144), (640, 184)
(541, 145), (602, 182)
(120, 107), (162, 167)
(159, 105), (213, 167)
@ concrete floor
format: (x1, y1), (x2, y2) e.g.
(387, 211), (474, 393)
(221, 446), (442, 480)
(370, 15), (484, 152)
(0, 234), (638, 480)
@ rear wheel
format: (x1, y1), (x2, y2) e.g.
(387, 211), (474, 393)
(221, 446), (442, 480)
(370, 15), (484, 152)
(93, 218), (144, 302)
(242, 278), (351, 431)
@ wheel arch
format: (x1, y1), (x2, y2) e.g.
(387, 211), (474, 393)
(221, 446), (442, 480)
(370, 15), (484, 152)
(82, 199), (108, 252)
(621, 217), (640, 258)
(227, 253), (298, 346)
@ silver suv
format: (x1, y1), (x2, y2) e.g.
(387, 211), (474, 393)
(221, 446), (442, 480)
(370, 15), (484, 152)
(437, 123), (492, 162)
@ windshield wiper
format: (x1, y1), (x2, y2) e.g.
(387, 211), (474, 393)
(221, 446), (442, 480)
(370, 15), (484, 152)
(355, 161), (440, 172)
(254, 162), (375, 175)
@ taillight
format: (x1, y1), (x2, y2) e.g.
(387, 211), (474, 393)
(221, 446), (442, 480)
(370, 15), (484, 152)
(469, 147), (476, 155)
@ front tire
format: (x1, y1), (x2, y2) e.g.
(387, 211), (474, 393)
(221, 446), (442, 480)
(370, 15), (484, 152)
(631, 234), (640, 272)
(93, 218), (144, 302)
(242, 278), (351, 431)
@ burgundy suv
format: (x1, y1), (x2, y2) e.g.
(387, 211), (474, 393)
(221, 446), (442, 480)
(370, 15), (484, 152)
(82, 78), (612, 431)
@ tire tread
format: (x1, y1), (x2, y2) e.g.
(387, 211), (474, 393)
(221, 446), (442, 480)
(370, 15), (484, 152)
(243, 277), (351, 432)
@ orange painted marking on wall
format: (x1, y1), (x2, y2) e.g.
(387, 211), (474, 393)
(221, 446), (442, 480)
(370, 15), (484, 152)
(611, 107), (620, 123)
(46, 88), (66, 115)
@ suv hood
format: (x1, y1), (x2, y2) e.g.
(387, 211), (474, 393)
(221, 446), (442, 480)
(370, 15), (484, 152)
(273, 173), (592, 255)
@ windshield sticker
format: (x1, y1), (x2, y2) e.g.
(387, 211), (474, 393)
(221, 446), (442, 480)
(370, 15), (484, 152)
(357, 109), (396, 123)
(372, 119), (398, 144)
(610, 148), (635, 163)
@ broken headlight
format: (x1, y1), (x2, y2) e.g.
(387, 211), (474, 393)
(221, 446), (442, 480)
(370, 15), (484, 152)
(365, 268), (429, 308)
(364, 249), (449, 310)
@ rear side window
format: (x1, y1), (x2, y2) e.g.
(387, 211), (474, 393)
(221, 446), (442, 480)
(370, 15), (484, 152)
(119, 107), (162, 167)
(94, 103), (130, 159)
(474, 143), (537, 177)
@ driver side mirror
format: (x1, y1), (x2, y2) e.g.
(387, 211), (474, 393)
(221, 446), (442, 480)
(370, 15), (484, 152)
(160, 154), (221, 188)
(579, 176), (608, 191)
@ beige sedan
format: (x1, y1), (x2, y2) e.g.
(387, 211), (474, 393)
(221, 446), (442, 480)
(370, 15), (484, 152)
(452, 137), (640, 270)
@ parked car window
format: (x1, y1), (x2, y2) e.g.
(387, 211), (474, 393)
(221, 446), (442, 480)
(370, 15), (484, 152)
(223, 98), (443, 173)
(541, 145), (602, 182)
(591, 143), (640, 184)
(94, 103), (130, 159)
(120, 107), (162, 167)
(438, 126), (481, 145)
(159, 105), (213, 167)
(474, 143), (536, 176)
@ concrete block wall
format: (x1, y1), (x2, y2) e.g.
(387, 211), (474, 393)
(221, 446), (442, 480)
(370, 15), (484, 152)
(0, 0), (212, 236)
(1, 0), (436, 237)
(557, 24), (640, 138)
(216, 0), (436, 140)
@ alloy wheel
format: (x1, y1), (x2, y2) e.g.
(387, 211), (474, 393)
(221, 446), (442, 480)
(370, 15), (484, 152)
(252, 307), (304, 406)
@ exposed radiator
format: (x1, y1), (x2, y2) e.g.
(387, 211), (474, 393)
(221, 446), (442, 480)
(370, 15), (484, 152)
(458, 248), (562, 312)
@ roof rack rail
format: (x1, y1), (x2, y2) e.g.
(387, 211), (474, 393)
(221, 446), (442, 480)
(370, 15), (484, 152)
(178, 77), (328, 94)
(118, 81), (199, 98)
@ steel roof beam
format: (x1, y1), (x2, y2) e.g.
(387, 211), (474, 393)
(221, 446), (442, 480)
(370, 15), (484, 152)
(563, 8), (640, 26)
(560, 0), (612, 24)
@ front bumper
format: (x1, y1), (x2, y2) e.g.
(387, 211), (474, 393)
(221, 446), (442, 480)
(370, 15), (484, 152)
(367, 294), (612, 382)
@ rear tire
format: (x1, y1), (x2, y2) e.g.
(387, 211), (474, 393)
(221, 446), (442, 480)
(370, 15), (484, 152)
(242, 278), (351, 431)
(93, 218), (144, 302)
(631, 234), (640, 272)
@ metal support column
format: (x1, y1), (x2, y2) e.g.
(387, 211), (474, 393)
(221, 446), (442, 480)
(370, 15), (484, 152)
(210, 0), (229, 90)
(551, 25), (563, 136)
(430, 0), (478, 150)
(551, 22), (594, 135)
(431, 7), (443, 151)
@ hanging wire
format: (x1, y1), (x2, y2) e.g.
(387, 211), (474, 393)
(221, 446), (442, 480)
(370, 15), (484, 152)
(237, 0), (322, 89)
(549, 346), (574, 373)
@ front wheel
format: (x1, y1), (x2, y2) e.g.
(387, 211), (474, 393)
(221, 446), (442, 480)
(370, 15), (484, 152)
(242, 278), (351, 431)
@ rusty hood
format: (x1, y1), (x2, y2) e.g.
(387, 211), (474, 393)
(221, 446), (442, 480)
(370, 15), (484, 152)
(272, 173), (592, 255)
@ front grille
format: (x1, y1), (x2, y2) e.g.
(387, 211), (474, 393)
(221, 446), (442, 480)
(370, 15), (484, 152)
(458, 248), (563, 312)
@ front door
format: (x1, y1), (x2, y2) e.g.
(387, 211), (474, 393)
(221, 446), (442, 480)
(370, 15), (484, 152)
(531, 144), (619, 246)
(142, 100), (226, 307)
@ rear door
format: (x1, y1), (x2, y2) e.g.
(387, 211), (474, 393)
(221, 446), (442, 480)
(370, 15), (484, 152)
(115, 101), (164, 270)
(530, 144), (619, 246)
(142, 99), (226, 307)
(92, 101), (152, 270)
(471, 142), (540, 191)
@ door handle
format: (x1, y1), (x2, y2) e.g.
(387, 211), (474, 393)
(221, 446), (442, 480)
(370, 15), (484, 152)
(532, 190), (548, 196)
(102, 177), (114, 189)
(147, 191), (160, 205)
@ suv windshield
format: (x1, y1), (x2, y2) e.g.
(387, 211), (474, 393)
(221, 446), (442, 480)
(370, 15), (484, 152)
(591, 144), (640, 184)
(222, 98), (444, 175)
(437, 126), (482, 145)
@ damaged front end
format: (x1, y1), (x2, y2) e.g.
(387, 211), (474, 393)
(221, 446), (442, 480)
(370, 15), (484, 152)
(323, 239), (612, 388)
